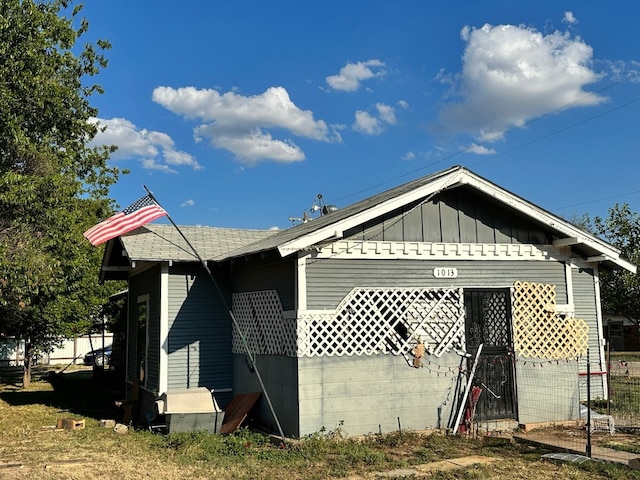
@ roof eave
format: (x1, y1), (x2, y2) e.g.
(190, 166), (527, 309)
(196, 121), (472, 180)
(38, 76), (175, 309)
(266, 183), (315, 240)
(587, 254), (637, 273)
(277, 168), (466, 256)
(459, 173), (637, 273)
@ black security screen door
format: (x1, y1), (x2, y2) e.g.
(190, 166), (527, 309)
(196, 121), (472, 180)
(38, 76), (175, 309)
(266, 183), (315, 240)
(464, 289), (517, 421)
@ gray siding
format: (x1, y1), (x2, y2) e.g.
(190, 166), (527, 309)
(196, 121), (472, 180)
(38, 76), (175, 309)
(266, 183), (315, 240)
(346, 187), (554, 246)
(127, 266), (161, 390)
(167, 265), (233, 408)
(306, 259), (567, 309)
(515, 360), (581, 425)
(127, 266), (162, 414)
(304, 257), (593, 431)
(573, 267), (606, 399)
(514, 267), (602, 425)
(233, 354), (299, 436)
(230, 256), (298, 433)
(297, 354), (459, 437)
(233, 255), (296, 310)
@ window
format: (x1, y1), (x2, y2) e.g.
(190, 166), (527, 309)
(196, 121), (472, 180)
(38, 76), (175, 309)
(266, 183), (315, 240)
(609, 322), (623, 338)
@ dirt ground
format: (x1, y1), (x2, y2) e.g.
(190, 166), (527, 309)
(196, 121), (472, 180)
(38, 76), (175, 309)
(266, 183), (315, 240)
(1, 366), (640, 480)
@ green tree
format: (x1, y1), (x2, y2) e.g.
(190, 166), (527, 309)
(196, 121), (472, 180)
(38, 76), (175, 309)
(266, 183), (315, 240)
(585, 204), (640, 326)
(0, 0), (123, 386)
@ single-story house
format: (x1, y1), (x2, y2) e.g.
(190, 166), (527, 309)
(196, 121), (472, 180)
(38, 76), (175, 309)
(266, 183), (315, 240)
(602, 314), (640, 352)
(99, 165), (636, 437)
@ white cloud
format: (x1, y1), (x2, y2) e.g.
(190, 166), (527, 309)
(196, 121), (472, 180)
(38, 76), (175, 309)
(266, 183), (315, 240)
(464, 143), (496, 155)
(397, 100), (410, 110)
(90, 117), (201, 172)
(353, 111), (381, 135)
(140, 158), (177, 174)
(602, 59), (640, 83)
(181, 199), (195, 207)
(329, 124), (346, 144)
(152, 86), (333, 164)
(326, 60), (386, 92)
(401, 151), (416, 161)
(435, 23), (605, 142)
(563, 12), (578, 24)
(197, 126), (305, 163)
(353, 103), (396, 135)
(376, 103), (396, 125)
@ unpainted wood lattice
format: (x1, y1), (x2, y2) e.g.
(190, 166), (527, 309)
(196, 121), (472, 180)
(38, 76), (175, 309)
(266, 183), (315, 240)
(513, 281), (589, 359)
(297, 287), (465, 358)
(232, 290), (297, 356)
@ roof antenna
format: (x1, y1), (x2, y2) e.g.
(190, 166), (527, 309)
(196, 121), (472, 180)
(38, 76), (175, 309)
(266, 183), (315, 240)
(310, 193), (338, 216)
(289, 194), (338, 225)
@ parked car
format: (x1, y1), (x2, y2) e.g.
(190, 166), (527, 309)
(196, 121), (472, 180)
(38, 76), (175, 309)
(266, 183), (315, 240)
(83, 345), (112, 367)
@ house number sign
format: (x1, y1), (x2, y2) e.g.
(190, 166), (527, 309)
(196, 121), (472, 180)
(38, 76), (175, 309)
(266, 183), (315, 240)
(433, 267), (458, 279)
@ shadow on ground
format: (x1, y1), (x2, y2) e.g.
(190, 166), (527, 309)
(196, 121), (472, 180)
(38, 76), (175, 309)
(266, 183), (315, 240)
(0, 366), (125, 421)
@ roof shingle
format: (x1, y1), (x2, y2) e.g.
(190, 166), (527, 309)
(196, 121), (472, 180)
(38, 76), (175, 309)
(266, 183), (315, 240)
(120, 224), (277, 262)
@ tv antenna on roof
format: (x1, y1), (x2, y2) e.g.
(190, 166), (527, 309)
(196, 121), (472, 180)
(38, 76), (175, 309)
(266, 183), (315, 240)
(288, 193), (338, 225)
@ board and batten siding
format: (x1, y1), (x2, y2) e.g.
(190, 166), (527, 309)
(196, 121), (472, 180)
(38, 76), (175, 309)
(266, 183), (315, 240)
(346, 187), (552, 246)
(305, 258), (567, 310)
(166, 267), (233, 407)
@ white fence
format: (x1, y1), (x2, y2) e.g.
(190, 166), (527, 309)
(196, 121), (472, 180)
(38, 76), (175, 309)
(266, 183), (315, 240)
(0, 334), (113, 366)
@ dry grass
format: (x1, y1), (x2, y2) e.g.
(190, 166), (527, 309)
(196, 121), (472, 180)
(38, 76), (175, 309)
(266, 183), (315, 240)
(0, 367), (639, 479)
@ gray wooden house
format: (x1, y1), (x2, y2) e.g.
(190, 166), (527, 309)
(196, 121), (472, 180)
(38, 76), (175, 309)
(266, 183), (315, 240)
(99, 166), (635, 437)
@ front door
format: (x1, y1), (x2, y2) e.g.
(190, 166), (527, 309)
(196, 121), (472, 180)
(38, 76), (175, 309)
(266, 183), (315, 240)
(464, 289), (517, 421)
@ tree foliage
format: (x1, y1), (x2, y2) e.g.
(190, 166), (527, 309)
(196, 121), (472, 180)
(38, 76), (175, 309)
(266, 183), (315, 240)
(0, 0), (124, 385)
(584, 204), (640, 323)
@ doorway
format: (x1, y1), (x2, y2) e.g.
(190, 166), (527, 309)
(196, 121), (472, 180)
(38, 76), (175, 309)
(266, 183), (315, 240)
(464, 289), (517, 421)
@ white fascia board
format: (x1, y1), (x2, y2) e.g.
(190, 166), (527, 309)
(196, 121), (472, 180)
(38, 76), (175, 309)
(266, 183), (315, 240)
(277, 171), (464, 256)
(616, 257), (637, 273)
(588, 254), (637, 273)
(552, 237), (580, 247)
(460, 174), (634, 271)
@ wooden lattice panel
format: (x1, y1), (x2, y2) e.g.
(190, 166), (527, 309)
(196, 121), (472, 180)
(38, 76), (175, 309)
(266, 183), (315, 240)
(513, 281), (588, 359)
(297, 288), (464, 358)
(232, 290), (297, 356)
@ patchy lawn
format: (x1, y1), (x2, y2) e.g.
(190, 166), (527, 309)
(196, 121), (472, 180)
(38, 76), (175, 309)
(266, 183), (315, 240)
(0, 367), (638, 480)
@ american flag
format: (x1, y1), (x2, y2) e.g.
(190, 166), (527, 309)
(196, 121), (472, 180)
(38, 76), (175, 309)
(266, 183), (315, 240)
(83, 195), (167, 246)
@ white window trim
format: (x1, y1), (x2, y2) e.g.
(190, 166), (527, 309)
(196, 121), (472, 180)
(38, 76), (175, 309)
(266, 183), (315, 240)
(159, 264), (169, 394)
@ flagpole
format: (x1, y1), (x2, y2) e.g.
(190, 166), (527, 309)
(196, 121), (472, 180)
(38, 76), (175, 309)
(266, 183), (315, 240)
(143, 186), (287, 443)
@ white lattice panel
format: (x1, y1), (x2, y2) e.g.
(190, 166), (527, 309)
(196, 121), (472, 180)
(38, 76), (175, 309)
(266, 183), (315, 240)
(513, 281), (589, 359)
(232, 291), (297, 356)
(297, 288), (464, 358)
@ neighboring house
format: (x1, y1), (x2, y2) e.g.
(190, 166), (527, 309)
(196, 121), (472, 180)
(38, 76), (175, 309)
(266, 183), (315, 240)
(602, 314), (640, 352)
(0, 334), (113, 366)
(99, 166), (636, 437)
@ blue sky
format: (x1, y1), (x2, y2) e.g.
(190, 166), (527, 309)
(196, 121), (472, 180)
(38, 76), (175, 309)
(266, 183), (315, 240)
(79, 1), (640, 231)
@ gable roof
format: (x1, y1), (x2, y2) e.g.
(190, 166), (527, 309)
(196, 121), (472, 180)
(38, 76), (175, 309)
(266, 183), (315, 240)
(100, 224), (277, 281)
(101, 166), (635, 276)
(224, 166), (459, 260)
(115, 224), (277, 262)
(220, 165), (636, 272)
